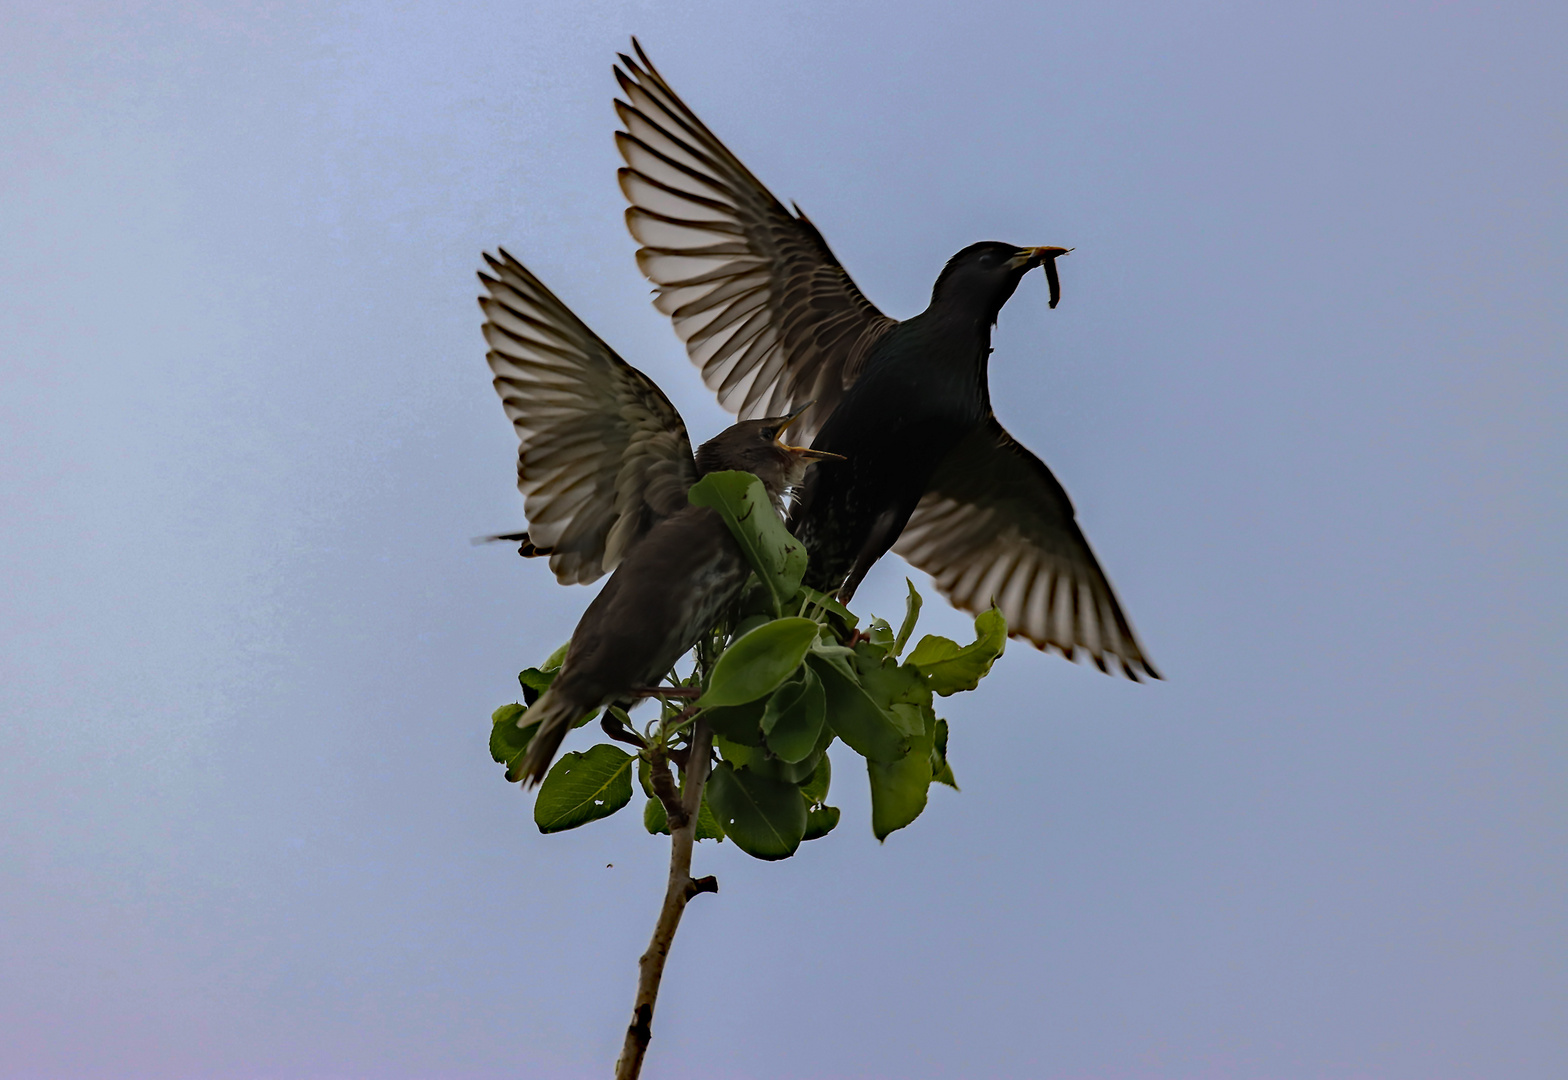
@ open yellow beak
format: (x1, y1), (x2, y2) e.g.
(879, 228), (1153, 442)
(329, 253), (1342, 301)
(774, 403), (845, 461)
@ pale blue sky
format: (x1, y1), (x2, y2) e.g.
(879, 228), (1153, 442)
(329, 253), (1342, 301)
(3, 2), (1564, 1078)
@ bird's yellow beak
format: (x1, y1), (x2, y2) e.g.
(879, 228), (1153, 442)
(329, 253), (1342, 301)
(1009, 245), (1072, 309)
(774, 404), (845, 460)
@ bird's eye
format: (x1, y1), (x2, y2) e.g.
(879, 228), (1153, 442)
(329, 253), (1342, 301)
(762, 427), (777, 440)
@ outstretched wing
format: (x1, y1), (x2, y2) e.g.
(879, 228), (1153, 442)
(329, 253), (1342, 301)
(614, 40), (896, 444)
(480, 249), (698, 585)
(893, 419), (1159, 680)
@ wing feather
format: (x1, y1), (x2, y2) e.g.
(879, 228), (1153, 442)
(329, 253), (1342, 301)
(893, 419), (1159, 680)
(614, 41), (895, 442)
(479, 249), (697, 585)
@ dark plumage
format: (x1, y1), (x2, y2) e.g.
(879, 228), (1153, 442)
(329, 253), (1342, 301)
(477, 250), (831, 785)
(789, 242), (1067, 601)
(613, 42), (1159, 679)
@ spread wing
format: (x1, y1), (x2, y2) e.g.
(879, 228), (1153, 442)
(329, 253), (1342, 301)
(614, 40), (896, 445)
(893, 419), (1159, 680)
(479, 249), (698, 585)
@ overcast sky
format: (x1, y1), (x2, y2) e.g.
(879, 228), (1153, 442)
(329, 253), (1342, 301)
(3, 2), (1564, 1078)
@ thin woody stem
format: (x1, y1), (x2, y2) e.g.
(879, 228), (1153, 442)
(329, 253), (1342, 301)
(613, 718), (715, 1080)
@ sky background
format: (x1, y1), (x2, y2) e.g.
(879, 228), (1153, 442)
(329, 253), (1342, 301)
(3, 2), (1564, 1078)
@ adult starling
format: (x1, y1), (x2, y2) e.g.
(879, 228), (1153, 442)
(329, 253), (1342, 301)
(479, 250), (833, 784)
(613, 42), (1158, 680)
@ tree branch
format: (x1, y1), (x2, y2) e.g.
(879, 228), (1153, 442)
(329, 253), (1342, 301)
(614, 718), (715, 1080)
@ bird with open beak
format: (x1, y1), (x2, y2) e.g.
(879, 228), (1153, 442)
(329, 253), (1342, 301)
(478, 250), (836, 785)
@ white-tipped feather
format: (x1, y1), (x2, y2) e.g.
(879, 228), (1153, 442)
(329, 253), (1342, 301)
(614, 46), (895, 445)
(893, 420), (1158, 680)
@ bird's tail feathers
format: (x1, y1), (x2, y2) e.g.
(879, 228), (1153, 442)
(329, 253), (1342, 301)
(516, 687), (595, 788)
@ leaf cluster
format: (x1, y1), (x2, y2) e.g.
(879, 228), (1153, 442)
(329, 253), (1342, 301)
(489, 470), (1006, 860)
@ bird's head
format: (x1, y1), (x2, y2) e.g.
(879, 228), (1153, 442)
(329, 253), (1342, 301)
(694, 405), (843, 503)
(930, 241), (1071, 322)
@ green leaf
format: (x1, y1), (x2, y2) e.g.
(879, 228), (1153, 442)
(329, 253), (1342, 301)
(703, 697), (766, 746)
(699, 617), (818, 708)
(643, 795), (667, 834)
(802, 803), (841, 841)
(517, 667), (555, 707)
(533, 744), (634, 833)
(868, 743), (933, 840)
(541, 641), (570, 672)
(688, 470), (807, 614)
(714, 733), (762, 770)
(931, 717), (958, 789)
(696, 795), (727, 841)
(907, 606), (1008, 695)
(717, 731), (823, 784)
(800, 585), (858, 630)
(893, 579), (922, 656)
(809, 655), (908, 764)
(490, 703), (539, 783)
(704, 762), (806, 861)
(866, 617), (895, 649)
(867, 691), (939, 840)
(799, 754), (832, 805)
(854, 647), (935, 736)
(761, 666), (827, 763)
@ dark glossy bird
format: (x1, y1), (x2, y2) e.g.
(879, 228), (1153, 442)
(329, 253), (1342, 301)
(612, 42), (1159, 680)
(478, 250), (833, 784)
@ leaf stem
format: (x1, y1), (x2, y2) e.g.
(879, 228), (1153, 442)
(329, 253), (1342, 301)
(614, 718), (715, 1080)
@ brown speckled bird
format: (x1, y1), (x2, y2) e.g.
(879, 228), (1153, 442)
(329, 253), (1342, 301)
(478, 250), (833, 785)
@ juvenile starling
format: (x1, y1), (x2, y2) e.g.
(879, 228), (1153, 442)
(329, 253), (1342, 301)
(612, 42), (1158, 680)
(479, 250), (833, 784)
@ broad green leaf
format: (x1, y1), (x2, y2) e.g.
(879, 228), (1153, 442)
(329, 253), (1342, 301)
(643, 794), (726, 841)
(717, 731), (824, 785)
(704, 697), (766, 746)
(705, 762), (807, 861)
(809, 655), (908, 764)
(868, 744), (933, 840)
(854, 647), (935, 737)
(696, 794), (727, 841)
(490, 702), (539, 782)
(893, 578), (922, 656)
(688, 470), (807, 613)
(643, 795), (667, 834)
(931, 717), (958, 789)
(541, 641), (570, 672)
(534, 744), (634, 833)
(866, 617), (895, 649)
(517, 667), (555, 706)
(802, 803), (841, 841)
(699, 617), (818, 707)
(761, 667), (827, 763)
(799, 754), (832, 805)
(765, 746), (827, 785)
(714, 733), (762, 770)
(907, 607), (1008, 695)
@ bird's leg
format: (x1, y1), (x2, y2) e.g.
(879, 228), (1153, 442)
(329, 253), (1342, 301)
(615, 719), (716, 1080)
